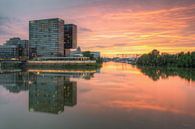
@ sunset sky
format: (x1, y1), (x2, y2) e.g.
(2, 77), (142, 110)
(0, 0), (195, 57)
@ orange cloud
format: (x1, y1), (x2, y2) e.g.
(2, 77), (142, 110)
(72, 4), (195, 56)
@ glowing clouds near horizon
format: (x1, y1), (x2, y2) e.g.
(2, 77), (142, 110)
(77, 5), (195, 56)
(0, 0), (195, 56)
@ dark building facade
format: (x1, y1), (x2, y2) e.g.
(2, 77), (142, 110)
(64, 24), (77, 56)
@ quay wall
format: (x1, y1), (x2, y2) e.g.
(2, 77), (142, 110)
(27, 60), (96, 65)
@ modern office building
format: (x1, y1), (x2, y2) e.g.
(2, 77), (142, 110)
(0, 19), (78, 60)
(64, 24), (77, 49)
(0, 37), (29, 59)
(0, 45), (18, 59)
(29, 18), (65, 57)
(5, 37), (21, 46)
(5, 38), (30, 58)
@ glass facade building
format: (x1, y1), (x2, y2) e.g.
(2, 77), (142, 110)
(29, 18), (65, 57)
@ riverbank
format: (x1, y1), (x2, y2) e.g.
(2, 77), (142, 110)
(26, 60), (102, 70)
(136, 49), (195, 68)
(0, 60), (102, 73)
(136, 65), (195, 81)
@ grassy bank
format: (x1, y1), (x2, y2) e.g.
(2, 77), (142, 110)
(26, 63), (102, 70)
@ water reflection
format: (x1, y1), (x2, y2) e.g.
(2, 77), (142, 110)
(137, 66), (195, 81)
(0, 72), (29, 93)
(0, 69), (98, 115)
(0, 63), (195, 129)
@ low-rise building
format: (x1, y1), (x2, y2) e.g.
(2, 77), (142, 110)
(91, 52), (101, 59)
(0, 37), (30, 60)
(69, 47), (83, 57)
(0, 45), (18, 59)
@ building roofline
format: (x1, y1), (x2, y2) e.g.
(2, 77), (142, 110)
(64, 24), (77, 26)
(29, 18), (64, 22)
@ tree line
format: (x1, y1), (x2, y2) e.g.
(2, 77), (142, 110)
(136, 49), (195, 68)
(137, 66), (195, 81)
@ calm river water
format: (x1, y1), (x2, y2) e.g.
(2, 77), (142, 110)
(0, 62), (195, 129)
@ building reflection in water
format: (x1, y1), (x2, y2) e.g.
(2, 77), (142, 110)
(0, 69), (98, 114)
(64, 80), (77, 107)
(29, 74), (77, 114)
(0, 72), (30, 93)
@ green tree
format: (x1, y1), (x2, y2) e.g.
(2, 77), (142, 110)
(82, 51), (94, 59)
(136, 49), (195, 68)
